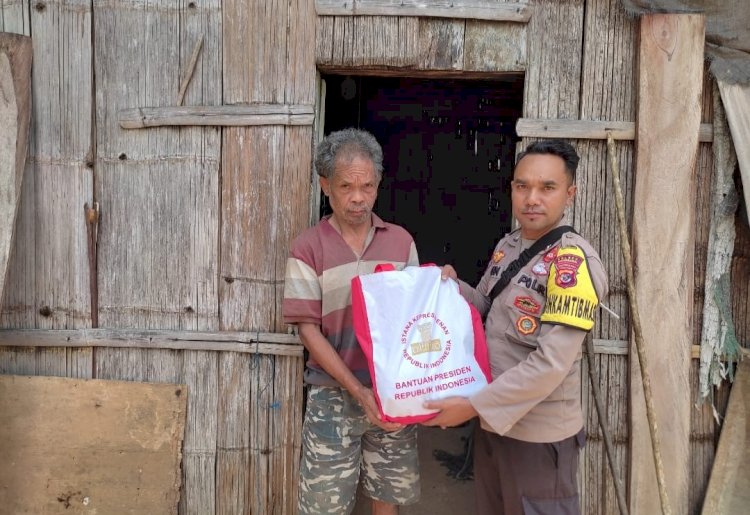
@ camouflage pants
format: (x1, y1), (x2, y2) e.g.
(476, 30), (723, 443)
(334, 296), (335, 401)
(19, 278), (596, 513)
(298, 385), (420, 514)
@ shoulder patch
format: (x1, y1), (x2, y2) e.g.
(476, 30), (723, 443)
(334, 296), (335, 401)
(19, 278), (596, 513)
(541, 246), (599, 331)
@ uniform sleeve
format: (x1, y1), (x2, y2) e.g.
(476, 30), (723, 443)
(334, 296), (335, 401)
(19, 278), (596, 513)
(469, 323), (586, 435)
(469, 248), (609, 435)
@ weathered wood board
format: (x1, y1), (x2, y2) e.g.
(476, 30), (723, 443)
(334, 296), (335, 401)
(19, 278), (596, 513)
(629, 13), (705, 515)
(717, 81), (750, 226)
(0, 374), (186, 514)
(701, 353), (750, 515)
(0, 33), (31, 303)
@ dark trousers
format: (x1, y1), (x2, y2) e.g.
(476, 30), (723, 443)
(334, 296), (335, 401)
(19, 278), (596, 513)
(473, 425), (584, 515)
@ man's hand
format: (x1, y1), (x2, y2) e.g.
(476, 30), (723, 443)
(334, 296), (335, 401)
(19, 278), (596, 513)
(355, 386), (405, 432)
(440, 264), (458, 282)
(422, 397), (477, 429)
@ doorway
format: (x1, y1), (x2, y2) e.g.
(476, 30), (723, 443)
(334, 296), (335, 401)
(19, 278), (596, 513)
(321, 75), (524, 514)
(321, 74), (523, 285)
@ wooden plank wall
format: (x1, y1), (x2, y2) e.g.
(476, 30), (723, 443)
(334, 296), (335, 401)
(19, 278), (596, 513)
(1, 1), (310, 514)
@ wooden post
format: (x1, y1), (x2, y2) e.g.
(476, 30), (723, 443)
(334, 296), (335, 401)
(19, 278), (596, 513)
(0, 33), (32, 302)
(629, 13), (705, 515)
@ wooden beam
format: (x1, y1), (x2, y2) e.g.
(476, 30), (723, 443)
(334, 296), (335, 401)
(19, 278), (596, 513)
(314, 0), (532, 23)
(717, 81), (750, 226)
(118, 104), (315, 129)
(629, 13), (705, 515)
(0, 328), (303, 357)
(0, 34), (32, 303)
(700, 350), (750, 514)
(516, 118), (713, 142)
(0, 330), (711, 360)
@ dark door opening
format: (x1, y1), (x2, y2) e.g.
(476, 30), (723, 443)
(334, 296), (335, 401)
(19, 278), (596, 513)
(322, 75), (524, 285)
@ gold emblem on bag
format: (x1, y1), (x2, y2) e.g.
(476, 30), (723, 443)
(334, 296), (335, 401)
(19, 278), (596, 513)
(411, 322), (443, 355)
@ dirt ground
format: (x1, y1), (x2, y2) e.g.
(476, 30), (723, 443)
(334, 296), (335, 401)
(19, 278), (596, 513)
(352, 424), (476, 514)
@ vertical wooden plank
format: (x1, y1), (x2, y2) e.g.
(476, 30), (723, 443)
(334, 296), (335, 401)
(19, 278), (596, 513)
(94, 0), (220, 331)
(717, 82), (750, 225)
(220, 126), (285, 331)
(223, 0), (288, 105)
(418, 18), (464, 71)
(216, 352), (250, 515)
(523, 0), (584, 120)
(181, 350), (218, 515)
(629, 13), (705, 515)
(576, 1), (636, 510)
(269, 354), (303, 513)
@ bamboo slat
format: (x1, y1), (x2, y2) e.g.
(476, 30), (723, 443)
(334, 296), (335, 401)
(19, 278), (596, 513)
(629, 14), (705, 515)
(0, 328), (302, 355)
(516, 118), (714, 142)
(119, 105), (315, 129)
(94, 0), (220, 331)
(314, 0), (532, 22)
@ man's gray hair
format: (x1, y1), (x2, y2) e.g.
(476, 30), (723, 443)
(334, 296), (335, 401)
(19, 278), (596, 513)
(314, 128), (384, 180)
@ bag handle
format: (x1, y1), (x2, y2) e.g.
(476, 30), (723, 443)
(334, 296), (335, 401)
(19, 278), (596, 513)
(374, 263), (397, 273)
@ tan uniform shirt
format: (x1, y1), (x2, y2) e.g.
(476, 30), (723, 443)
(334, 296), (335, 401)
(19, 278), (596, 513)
(460, 227), (609, 443)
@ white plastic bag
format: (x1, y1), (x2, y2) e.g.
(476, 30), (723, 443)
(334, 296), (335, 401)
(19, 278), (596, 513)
(352, 264), (491, 423)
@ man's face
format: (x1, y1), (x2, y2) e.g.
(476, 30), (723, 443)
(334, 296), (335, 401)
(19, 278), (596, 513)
(320, 155), (380, 229)
(511, 153), (576, 240)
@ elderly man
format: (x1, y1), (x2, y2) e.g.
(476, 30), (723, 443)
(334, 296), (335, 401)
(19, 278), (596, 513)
(283, 128), (420, 515)
(425, 140), (609, 515)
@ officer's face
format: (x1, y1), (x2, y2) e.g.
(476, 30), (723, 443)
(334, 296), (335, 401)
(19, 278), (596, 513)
(511, 153), (576, 240)
(320, 155), (380, 229)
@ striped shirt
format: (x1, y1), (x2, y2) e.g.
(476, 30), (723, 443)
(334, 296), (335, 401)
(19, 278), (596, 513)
(283, 213), (419, 386)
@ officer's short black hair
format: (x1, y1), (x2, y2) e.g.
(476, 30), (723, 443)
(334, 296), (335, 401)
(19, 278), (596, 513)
(515, 140), (579, 183)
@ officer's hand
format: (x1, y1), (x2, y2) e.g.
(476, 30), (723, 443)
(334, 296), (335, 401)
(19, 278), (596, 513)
(440, 265), (458, 282)
(422, 397), (477, 429)
(357, 387), (404, 432)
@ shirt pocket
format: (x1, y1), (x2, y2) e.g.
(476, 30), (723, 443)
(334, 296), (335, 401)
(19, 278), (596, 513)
(503, 285), (545, 349)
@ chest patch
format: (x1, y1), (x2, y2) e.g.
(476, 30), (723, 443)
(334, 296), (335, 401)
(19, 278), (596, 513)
(514, 296), (541, 315)
(516, 315), (538, 335)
